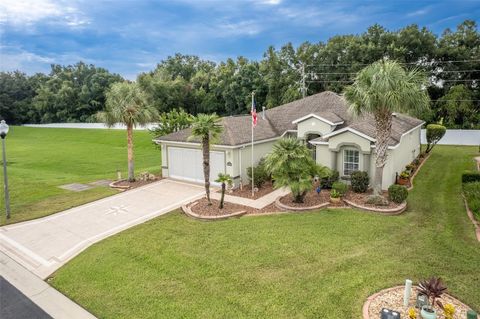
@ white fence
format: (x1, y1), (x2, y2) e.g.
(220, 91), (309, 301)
(420, 129), (480, 146)
(23, 123), (156, 130)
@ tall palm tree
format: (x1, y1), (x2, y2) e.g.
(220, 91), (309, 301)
(189, 113), (223, 204)
(264, 138), (328, 203)
(97, 82), (158, 182)
(344, 60), (429, 195)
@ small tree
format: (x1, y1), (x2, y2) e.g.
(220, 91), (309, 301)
(215, 173), (232, 209)
(189, 113), (223, 204)
(425, 123), (446, 153)
(97, 82), (158, 182)
(264, 138), (328, 203)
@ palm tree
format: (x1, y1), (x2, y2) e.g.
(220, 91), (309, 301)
(344, 60), (429, 195)
(264, 138), (328, 203)
(97, 81), (158, 182)
(189, 113), (223, 204)
(215, 173), (232, 209)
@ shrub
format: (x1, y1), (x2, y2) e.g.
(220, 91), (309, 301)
(330, 189), (341, 198)
(247, 158), (269, 188)
(399, 170), (410, 179)
(350, 171), (369, 193)
(405, 164), (415, 172)
(332, 181), (348, 196)
(463, 182), (480, 220)
(365, 195), (389, 206)
(462, 170), (480, 183)
(320, 169), (339, 189)
(388, 184), (408, 203)
(425, 124), (446, 153)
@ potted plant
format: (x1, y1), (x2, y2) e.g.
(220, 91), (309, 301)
(406, 163), (415, 173)
(330, 189), (341, 203)
(418, 277), (447, 319)
(398, 170), (410, 185)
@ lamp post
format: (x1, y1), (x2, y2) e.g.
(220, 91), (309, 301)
(0, 120), (10, 219)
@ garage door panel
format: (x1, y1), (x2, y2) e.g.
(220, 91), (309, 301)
(168, 147), (224, 184)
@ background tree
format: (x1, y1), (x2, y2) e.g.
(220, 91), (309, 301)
(97, 82), (158, 181)
(345, 60), (429, 195)
(150, 108), (194, 137)
(264, 138), (328, 203)
(188, 114), (223, 204)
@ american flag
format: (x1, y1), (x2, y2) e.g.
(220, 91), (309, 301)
(251, 96), (257, 127)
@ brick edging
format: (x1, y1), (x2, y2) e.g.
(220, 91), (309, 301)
(343, 199), (407, 215)
(362, 285), (479, 319)
(462, 194), (480, 242)
(109, 179), (130, 190)
(407, 153), (431, 191)
(274, 197), (330, 212)
(182, 202), (246, 221)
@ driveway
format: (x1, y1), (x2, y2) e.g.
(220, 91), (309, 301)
(0, 179), (204, 279)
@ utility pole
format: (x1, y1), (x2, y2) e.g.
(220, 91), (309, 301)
(301, 63), (306, 98)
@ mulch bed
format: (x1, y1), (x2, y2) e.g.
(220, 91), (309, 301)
(365, 286), (474, 319)
(190, 198), (278, 216)
(279, 189), (347, 208)
(111, 176), (161, 190)
(344, 189), (400, 210)
(226, 182), (275, 200)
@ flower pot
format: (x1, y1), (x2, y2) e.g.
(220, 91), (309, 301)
(420, 305), (437, 319)
(330, 197), (341, 203)
(398, 178), (409, 185)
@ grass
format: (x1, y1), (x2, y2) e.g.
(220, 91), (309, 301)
(0, 126), (160, 225)
(463, 182), (480, 220)
(50, 146), (480, 318)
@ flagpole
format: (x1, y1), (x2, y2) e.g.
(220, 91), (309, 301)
(251, 91), (255, 198)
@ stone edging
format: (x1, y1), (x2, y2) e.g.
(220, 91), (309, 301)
(109, 179), (130, 190)
(362, 285), (478, 319)
(407, 153), (431, 191)
(343, 199), (407, 215)
(182, 202), (246, 221)
(463, 194), (480, 242)
(274, 197), (330, 212)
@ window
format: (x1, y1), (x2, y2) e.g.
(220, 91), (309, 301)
(343, 149), (359, 176)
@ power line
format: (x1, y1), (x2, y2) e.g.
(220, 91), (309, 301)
(307, 70), (480, 76)
(305, 59), (480, 68)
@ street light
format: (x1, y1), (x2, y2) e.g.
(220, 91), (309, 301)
(0, 120), (10, 219)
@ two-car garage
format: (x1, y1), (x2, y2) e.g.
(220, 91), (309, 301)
(166, 147), (225, 184)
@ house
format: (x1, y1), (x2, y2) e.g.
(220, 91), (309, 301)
(154, 91), (424, 190)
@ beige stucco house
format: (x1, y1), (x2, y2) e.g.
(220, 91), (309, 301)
(154, 91), (424, 190)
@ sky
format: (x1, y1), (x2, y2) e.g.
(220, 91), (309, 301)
(0, 0), (479, 79)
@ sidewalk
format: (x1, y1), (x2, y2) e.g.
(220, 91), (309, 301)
(211, 187), (290, 209)
(1, 251), (96, 319)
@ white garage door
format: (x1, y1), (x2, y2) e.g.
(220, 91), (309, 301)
(167, 147), (225, 184)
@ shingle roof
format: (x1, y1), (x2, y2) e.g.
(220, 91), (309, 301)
(155, 91), (424, 147)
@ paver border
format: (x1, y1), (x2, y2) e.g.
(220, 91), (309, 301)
(362, 285), (479, 319)
(343, 199), (407, 215)
(462, 195), (480, 242)
(182, 202), (246, 221)
(274, 197), (330, 212)
(407, 152), (431, 191)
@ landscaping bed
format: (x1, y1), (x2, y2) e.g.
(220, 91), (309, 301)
(226, 182), (275, 199)
(364, 286), (475, 319)
(344, 190), (400, 210)
(278, 189), (346, 209)
(109, 175), (161, 190)
(188, 198), (277, 217)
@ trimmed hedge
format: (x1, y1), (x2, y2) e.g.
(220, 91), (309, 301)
(388, 184), (408, 203)
(462, 170), (480, 184)
(247, 158), (270, 188)
(332, 181), (348, 196)
(350, 171), (369, 193)
(463, 182), (480, 220)
(320, 170), (339, 189)
(425, 124), (446, 153)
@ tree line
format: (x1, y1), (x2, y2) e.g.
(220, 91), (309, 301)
(0, 20), (478, 128)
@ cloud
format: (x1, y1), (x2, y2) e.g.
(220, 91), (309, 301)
(0, 0), (89, 28)
(0, 46), (55, 73)
(407, 6), (432, 17)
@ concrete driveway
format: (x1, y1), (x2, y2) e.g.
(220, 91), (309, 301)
(0, 179), (204, 279)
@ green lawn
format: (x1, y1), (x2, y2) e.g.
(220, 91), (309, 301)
(50, 146), (480, 319)
(0, 126), (160, 225)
